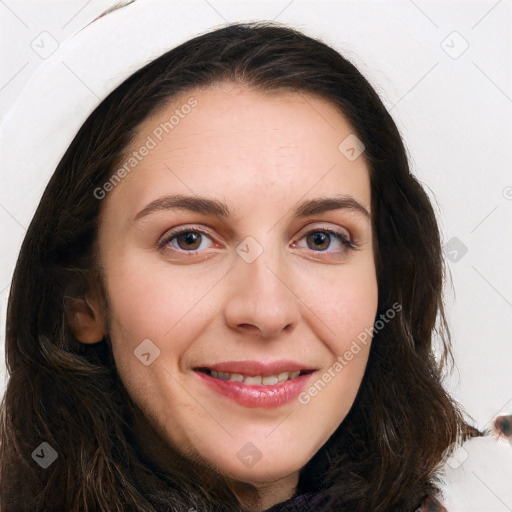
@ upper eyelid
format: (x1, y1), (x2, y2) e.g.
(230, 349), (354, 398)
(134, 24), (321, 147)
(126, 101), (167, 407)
(158, 222), (354, 248)
(296, 224), (351, 238)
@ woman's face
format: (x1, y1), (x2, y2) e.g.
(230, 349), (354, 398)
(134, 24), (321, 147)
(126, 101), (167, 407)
(96, 82), (378, 502)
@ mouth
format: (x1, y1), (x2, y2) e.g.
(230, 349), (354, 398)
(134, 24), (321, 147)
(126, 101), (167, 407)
(194, 367), (315, 386)
(192, 361), (317, 408)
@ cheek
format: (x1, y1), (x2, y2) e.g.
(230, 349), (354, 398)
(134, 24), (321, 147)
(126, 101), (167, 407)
(104, 248), (213, 337)
(103, 262), (211, 431)
(294, 271), (377, 453)
(305, 259), (378, 356)
(102, 254), (216, 385)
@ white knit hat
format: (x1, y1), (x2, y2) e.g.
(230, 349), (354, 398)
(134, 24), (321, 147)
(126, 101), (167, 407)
(0, 0), (228, 225)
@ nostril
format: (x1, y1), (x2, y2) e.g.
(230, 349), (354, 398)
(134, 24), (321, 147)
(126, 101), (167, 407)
(238, 324), (260, 333)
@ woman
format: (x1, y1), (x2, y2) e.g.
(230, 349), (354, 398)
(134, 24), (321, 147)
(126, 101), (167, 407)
(0, 1), (510, 511)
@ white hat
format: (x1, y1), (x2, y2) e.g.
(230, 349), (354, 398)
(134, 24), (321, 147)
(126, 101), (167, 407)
(0, 0), (228, 227)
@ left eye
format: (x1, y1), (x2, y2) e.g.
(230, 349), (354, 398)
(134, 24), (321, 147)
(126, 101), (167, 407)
(293, 229), (355, 252)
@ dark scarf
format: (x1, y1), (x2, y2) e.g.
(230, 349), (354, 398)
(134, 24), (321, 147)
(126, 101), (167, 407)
(261, 490), (332, 511)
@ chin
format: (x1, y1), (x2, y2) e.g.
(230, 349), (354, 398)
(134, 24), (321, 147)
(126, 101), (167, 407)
(198, 440), (310, 483)
(220, 458), (305, 485)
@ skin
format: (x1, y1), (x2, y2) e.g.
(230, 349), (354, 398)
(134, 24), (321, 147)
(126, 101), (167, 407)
(75, 82), (378, 511)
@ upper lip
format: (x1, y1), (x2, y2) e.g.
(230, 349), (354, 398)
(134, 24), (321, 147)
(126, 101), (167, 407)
(193, 360), (316, 376)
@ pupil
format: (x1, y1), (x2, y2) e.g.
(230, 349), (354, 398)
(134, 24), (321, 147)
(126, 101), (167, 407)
(178, 232), (200, 250)
(308, 232), (329, 251)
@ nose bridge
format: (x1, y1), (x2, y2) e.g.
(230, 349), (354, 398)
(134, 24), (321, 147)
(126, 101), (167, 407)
(224, 233), (301, 338)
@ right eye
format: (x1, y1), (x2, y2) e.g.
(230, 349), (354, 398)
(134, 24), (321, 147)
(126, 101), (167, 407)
(158, 226), (216, 254)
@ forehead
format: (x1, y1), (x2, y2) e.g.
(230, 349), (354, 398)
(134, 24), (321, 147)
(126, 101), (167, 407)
(101, 82), (371, 225)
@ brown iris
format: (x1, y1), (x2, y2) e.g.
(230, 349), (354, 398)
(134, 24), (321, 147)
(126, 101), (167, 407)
(176, 232), (202, 251)
(307, 231), (331, 251)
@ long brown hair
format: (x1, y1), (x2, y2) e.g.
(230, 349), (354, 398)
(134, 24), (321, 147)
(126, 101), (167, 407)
(1, 17), (476, 512)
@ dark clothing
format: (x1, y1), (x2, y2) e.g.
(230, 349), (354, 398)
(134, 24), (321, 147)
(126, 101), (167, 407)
(261, 491), (332, 512)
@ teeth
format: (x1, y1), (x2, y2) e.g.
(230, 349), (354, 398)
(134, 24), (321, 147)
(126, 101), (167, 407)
(244, 376), (262, 385)
(207, 369), (306, 385)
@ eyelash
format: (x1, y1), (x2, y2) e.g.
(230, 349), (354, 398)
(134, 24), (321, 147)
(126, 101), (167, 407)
(157, 225), (357, 256)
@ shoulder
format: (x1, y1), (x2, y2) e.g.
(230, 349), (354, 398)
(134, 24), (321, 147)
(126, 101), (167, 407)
(434, 415), (512, 512)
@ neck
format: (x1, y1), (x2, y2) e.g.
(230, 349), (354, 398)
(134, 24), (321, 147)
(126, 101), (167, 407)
(227, 472), (299, 511)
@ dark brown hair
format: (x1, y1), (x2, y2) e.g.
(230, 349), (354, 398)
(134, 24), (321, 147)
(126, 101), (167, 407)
(0, 15), (477, 512)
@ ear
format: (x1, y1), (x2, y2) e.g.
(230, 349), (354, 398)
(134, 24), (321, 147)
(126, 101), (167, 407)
(65, 296), (106, 344)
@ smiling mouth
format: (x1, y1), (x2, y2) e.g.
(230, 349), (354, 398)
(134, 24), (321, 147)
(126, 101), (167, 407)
(194, 368), (314, 386)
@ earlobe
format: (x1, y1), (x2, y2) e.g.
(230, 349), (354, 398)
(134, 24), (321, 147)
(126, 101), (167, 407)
(64, 296), (106, 344)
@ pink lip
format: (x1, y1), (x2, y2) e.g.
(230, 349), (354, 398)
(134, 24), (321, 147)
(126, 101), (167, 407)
(194, 368), (315, 409)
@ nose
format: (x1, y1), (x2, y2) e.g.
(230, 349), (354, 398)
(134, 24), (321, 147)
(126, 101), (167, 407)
(223, 245), (301, 339)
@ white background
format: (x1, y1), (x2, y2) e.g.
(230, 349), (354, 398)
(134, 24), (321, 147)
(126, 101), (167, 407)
(1, 0), (511, 432)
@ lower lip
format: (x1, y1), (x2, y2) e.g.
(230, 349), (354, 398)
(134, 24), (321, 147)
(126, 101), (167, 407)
(195, 371), (315, 408)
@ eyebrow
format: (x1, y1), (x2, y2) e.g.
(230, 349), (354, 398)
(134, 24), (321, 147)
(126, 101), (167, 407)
(132, 193), (371, 223)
